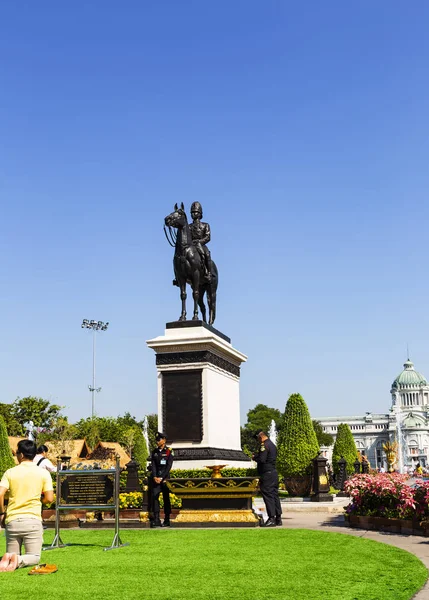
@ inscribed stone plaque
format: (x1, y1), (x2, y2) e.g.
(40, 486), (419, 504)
(162, 370), (203, 442)
(59, 472), (115, 506)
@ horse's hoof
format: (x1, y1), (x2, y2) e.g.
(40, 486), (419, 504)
(179, 316), (186, 322)
(192, 315), (199, 321)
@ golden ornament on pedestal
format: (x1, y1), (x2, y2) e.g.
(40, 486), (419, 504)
(205, 465), (227, 478)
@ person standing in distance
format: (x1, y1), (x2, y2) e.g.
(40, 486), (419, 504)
(0, 439), (54, 571)
(252, 429), (282, 527)
(150, 432), (174, 528)
(33, 445), (56, 473)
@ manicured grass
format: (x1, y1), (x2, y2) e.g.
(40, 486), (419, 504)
(1, 528), (427, 599)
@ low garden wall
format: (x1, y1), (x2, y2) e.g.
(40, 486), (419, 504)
(343, 473), (429, 536)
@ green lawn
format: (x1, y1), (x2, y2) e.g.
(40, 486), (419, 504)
(1, 528), (427, 600)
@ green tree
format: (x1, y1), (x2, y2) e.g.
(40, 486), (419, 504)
(146, 414), (158, 452)
(241, 404), (283, 455)
(117, 412), (143, 429)
(74, 416), (124, 446)
(12, 397), (63, 430)
(0, 403), (24, 436)
(0, 415), (15, 478)
(332, 423), (357, 475)
(73, 414), (149, 464)
(277, 393), (319, 477)
(312, 420), (334, 447)
(37, 417), (78, 458)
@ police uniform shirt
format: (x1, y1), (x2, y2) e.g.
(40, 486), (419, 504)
(253, 438), (277, 475)
(151, 446), (174, 481)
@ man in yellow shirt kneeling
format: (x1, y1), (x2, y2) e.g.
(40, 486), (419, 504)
(0, 439), (54, 571)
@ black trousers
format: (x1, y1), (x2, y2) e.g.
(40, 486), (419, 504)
(260, 470), (282, 518)
(152, 482), (171, 516)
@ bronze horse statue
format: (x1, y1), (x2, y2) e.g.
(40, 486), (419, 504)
(164, 204), (218, 325)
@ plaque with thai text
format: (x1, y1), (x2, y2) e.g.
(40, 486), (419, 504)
(162, 370), (203, 442)
(59, 471), (115, 506)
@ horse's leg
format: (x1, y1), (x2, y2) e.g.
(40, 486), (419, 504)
(179, 281), (187, 321)
(206, 287), (212, 322)
(209, 287), (216, 325)
(192, 272), (200, 320)
(198, 288), (207, 323)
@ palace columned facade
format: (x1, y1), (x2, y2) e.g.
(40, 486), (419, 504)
(317, 359), (429, 471)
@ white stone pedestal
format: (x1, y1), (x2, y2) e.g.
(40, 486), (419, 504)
(146, 321), (251, 469)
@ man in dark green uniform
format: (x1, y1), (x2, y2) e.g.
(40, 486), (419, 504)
(252, 429), (282, 527)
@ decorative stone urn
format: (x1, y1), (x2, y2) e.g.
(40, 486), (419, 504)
(284, 475), (312, 497)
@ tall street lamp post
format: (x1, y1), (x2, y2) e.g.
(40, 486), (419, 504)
(81, 319), (109, 418)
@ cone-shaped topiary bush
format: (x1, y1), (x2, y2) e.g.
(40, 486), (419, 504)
(332, 423), (357, 475)
(277, 393), (319, 477)
(0, 415), (15, 479)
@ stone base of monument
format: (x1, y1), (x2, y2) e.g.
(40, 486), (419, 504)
(146, 321), (251, 470)
(311, 493), (334, 502)
(167, 476), (259, 527)
(173, 509), (258, 527)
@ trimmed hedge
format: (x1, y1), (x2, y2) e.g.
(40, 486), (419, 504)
(169, 467), (257, 479)
(0, 415), (15, 479)
(332, 423), (357, 475)
(277, 393), (319, 477)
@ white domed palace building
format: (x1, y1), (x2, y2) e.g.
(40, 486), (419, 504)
(317, 359), (429, 472)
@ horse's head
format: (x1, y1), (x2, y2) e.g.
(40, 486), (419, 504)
(165, 202), (187, 229)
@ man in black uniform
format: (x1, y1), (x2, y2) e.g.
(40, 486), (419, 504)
(252, 429), (282, 527)
(150, 432), (174, 528)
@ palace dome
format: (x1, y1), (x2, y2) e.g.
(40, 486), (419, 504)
(392, 359), (428, 390)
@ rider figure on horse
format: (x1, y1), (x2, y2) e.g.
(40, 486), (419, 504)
(190, 202), (212, 282)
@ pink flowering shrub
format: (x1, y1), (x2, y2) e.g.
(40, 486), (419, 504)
(344, 473), (429, 520)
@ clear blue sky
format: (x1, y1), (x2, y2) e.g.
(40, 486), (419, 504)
(1, 2), (429, 424)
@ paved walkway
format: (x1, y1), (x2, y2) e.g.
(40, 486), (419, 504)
(281, 510), (429, 599)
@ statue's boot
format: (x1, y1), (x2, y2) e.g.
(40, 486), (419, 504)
(205, 257), (212, 282)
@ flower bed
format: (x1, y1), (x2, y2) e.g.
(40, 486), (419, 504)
(344, 473), (429, 523)
(118, 491), (182, 509)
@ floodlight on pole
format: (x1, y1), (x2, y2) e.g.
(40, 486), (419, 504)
(81, 319), (109, 417)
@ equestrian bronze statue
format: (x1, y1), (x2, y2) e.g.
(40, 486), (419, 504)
(164, 203), (218, 325)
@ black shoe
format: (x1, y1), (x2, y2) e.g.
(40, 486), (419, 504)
(162, 518), (171, 527)
(262, 517), (277, 527)
(275, 515), (282, 526)
(150, 519), (162, 528)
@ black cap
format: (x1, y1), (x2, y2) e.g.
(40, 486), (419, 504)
(155, 432), (167, 441)
(253, 429), (264, 440)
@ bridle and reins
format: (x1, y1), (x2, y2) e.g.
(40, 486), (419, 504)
(163, 224), (177, 247)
